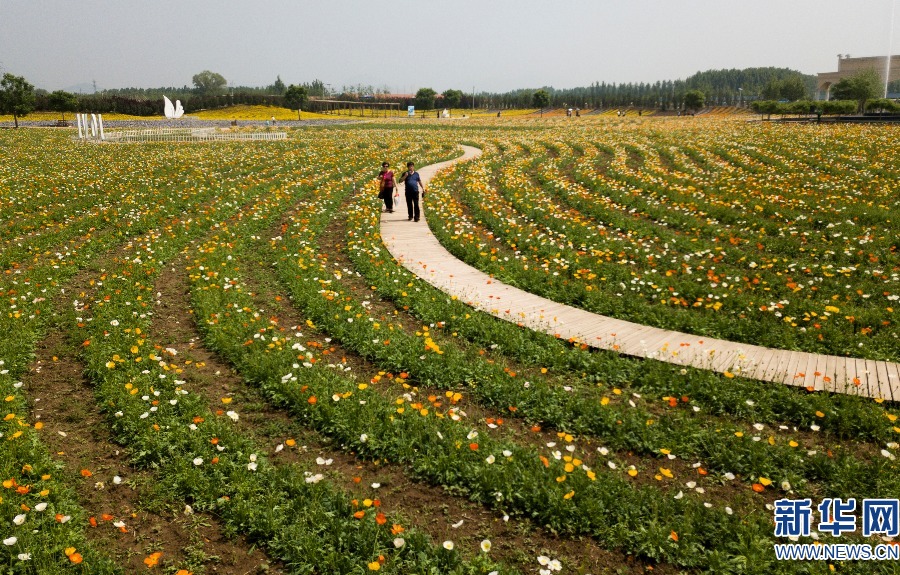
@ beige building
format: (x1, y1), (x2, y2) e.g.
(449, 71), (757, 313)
(817, 55), (900, 99)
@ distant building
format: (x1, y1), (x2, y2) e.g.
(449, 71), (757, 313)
(817, 54), (900, 99)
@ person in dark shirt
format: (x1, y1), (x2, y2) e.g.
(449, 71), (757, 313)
(398, 161), (426, 221)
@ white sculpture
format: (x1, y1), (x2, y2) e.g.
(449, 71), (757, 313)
(163, 96), (185, 119)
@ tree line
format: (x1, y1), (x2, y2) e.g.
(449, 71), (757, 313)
(3, 67), (899, 124)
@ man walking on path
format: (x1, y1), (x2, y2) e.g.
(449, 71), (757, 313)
(398, 161), (426, 222)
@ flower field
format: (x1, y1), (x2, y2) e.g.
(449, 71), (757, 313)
(0, 119), (899, 574)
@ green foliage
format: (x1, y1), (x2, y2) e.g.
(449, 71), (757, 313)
(192, 70), (227, 95)
(865, 98), (900, 113)
(682, 89), (705, 111)
(531, 89), (550, 109)
(284, 84), (309, 119)
(442, 89), (464, 109)
(819, 100), (857, 115)
(0, 73), (36, 127)
(47, 90), (78, 120)
(415, 87), (437, 110)
(831, 68), (882, 113)
(268, 75), (286, 95)
(761, 76), (809, 101)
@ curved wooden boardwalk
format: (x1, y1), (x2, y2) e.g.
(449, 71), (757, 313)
(380, 146), (900, 401)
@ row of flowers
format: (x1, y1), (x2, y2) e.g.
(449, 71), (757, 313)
(423, 123), (898, 361)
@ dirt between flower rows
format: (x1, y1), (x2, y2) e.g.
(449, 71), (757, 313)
(136, 187), (673, 573)
(24, 250), (282, 574)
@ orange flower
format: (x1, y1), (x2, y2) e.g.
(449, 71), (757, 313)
(175, 571), (193, 575)
(308, 396), (317, 405)
(353, 510), (366, 519)
(80, 468), (93, 477)
(391, 524), (405, 535)
(530, 425), (541, 432)
(144, 551), (162, 567)
(670, 531), (679, 542)
(540, 456), (549, 468)
(376, 513), (387, 525)
(353, 476), (362, 484)
(69, 553), (83, 564)
(89, 516), (98, 527)
(751, 483), (765, 493)
(101, 513), (114, 521)
(468, 443), (479, 451)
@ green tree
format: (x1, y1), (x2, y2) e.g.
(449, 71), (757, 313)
(779, 76), (809, 101)
(532, 89), (550, 115)
(192, 70), (227, 95)
(866, 98), (900, 113)
(283, 84), (309, 120)
(415, 87), (437, 110)
(270, 75), (286, 95)
(0, 73), (36, 128)
(831, 68), (881, 113)
(682, 89), (705, 112)
(47, 90), (78, 121)
(442, 89), (463, 109)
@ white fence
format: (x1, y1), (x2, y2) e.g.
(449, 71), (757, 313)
(100, 127), (287, 143)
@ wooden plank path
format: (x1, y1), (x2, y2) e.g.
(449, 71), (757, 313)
(380, 146), (900, 401)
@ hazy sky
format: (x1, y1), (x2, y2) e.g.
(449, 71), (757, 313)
(1, 0), (897, 93)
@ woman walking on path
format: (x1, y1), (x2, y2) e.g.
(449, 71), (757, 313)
(398, 161), (426, 221)
(378, 161), (395, 213)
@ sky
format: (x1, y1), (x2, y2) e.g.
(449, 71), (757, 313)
(1, 0), (898, 93)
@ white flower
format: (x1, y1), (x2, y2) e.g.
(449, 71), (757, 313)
(538, 556), (550, 566)
(467, 430), (478, 440)
(34, 503), (47, 512)
(12, 514), (26, 526)
(3, 536), (17, 545)
(502, 450), (512, 457)
(443, 540), (454, 550)
(486, 454), (496, 464)
(247, 462), (258, 471)
(371, 483), (381, 489)
(674, 491), (684, 499)
(305, 473), (324, 484)
(394, 538), (405, 548)
(193, 457), (203, 466)
(226, 410), (239, 421)
(480, 539), (492, 552)
(725, 507), (734, 515)
(724, 472), (736, 481)
(549, 559), (562, 571)
(110, 319), (119, 326)
(58, 515), (71, 523)
(360, 434), (368, 443)
(452, 520), (464, 528)
(17, 553), (30, 560)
